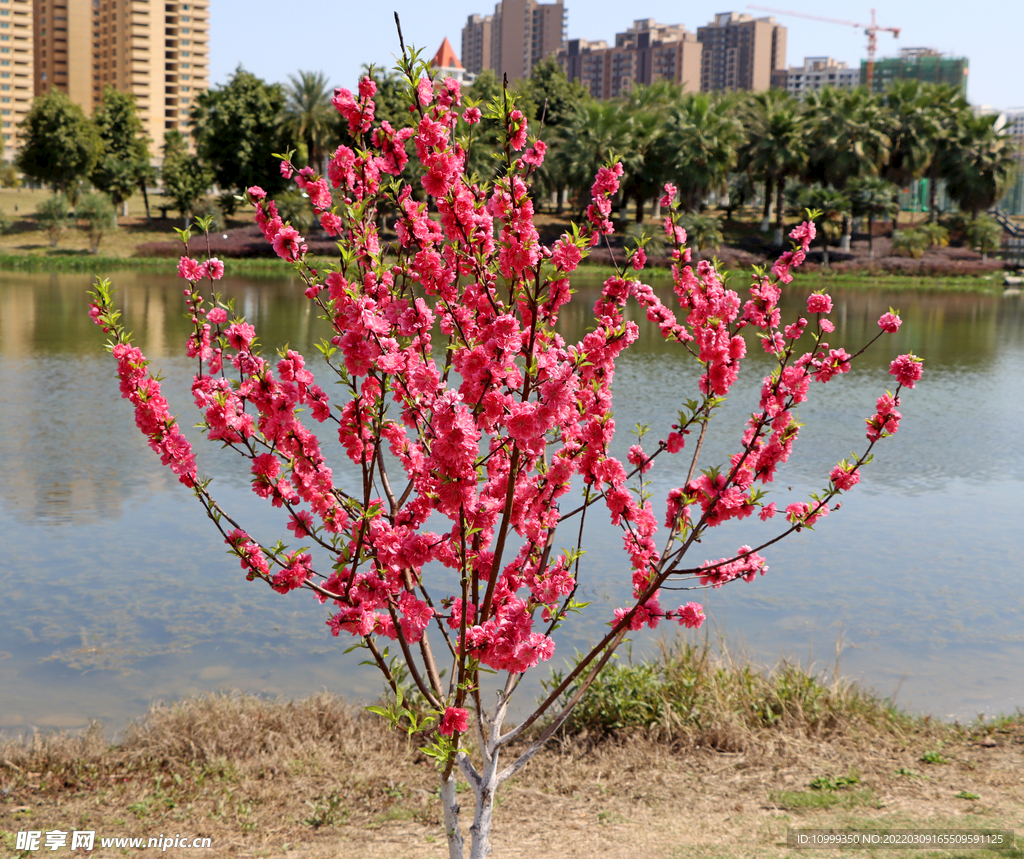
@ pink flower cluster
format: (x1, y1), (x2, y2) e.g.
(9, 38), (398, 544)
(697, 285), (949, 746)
(106, 340), (196, 485)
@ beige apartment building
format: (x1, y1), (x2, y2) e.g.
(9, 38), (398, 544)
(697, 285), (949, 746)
(31, 0), (208, 162)
(771, 56), (860, 99)
(1, 0), (34, 165)
(696, 12), (785, 93)
(461, 0), (565, 83)
(559, 18), (702, 100)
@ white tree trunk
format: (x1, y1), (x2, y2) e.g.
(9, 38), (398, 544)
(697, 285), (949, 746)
(760, 214), (771, 233)
(441, 775), (464, 859)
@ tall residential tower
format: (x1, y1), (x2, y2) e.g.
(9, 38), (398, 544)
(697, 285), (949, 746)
(31, 0), (208, 160)
(461, 0), (565, 82)
(1, 0), (34, 164)
(696, 12), (785, 93)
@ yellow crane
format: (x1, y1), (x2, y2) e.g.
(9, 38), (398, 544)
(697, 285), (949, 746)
(747, 5), (900, 91)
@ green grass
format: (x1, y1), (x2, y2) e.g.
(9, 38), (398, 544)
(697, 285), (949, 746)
(769, 787), (878, 810)
(0, 252), (318, 274)
(792, 269), (1005, 293)
(541, 640), (917, 746)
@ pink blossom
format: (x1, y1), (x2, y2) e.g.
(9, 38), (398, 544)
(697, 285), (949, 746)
(632, 247), (647, 270)
(177, 256), (202, 281)
(659, 183), (678, 207)
(829, 463), (860, 491)
(789, 220), (816, 248)
(889, 353), (923, 389)
(205, 258), (225, 280)
(677, 603), (705, 629)
(463, 106), (482, 125)
(439, 706), (469, 736)
(878, 311), (902, 333)
(507, 109), (528, 151)
(272, 225), (306, 262)
(416, 77), (434, 107)
(806, 293), (833, 314)
(206, 307), (228, 325)
(551, 236), (582, 273)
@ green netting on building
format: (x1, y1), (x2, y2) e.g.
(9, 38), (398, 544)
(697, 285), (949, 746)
(861, 55), (969, 97)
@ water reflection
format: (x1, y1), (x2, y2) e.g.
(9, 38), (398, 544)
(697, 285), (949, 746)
(0, 271), (1021, 733)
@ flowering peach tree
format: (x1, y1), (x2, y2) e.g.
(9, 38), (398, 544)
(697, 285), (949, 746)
(89, 36), (922, 859)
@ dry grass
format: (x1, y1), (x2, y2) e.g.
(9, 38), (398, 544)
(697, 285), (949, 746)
(2, 649), (1023, 858)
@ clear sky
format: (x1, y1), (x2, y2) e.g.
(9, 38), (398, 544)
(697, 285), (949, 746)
(209, 1), (1023, 111)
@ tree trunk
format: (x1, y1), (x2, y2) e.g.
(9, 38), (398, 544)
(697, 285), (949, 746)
(839, 214), (851, 252)
(634, 193), (645, 223)
(868, 215), (875, 260)
(760, 178), (773, 232)
(927, 175), (938, 224)
(140, 181), (151, 221)
(773, 176), (785, 246)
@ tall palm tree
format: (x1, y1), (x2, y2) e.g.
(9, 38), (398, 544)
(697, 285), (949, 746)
(663, 93), (743, 213)
(942, 113), (1018, 219)
(918, 84), (971, 222)
(739, 91), (809, 246)
(561, 100), (633, 217)
(881, 80), (942, 228)
(282, 70), (334, 173)
(804, 88), (892, 250)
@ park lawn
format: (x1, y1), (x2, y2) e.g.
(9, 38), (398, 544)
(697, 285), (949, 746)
(0, 188), (219, 261)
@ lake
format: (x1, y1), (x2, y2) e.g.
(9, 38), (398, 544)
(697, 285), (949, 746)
(0, 269), (1021, 735)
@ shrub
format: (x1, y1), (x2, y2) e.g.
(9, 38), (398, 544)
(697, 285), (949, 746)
(191, 196), (225, 233)
(75, 192), (118, 254)
(891, 228), (929, 259)
(962, 215), (1003, 258)
(679, 212), (723, 259)
(35, 194), (71, 248)
(918, 221), (949, 248)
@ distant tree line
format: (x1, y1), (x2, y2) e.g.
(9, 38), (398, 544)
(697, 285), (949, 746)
(12, 58), (1020, 247)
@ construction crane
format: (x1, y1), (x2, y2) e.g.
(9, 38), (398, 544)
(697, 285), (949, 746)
(747, 6), (900, 92)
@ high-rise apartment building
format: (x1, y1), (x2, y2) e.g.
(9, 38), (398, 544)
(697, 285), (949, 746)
(461, 13), (492, 77)
(461, 0), (565, 83)
(32, 0), (208, 161)
(696, 12), (785, 93)
(560, 19), (702, 100)
(1, 0), (34, 164)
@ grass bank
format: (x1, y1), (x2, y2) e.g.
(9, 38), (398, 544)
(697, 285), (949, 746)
(2, 644), (1021, 858)
(3, 251), (1001, 296)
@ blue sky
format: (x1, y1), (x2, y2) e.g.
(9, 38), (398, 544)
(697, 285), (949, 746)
(210, 1), (1023, 111)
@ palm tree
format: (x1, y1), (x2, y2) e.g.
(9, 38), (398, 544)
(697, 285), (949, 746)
(942, 113), (1018, 220)
(663, 93), (743, 213)
(282, 70), (334, 173)
(739, 91), (809, 246)
(847, 176), (900, 259)
(560, 100), (633, 218)
(793, 184), (849, 266)
(804, 88), (892, 250)
(881, 80), (942, 229)
(916, 84), (971, 222)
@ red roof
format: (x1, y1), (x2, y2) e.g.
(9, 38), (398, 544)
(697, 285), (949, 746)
(431, 37), (463, 69)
